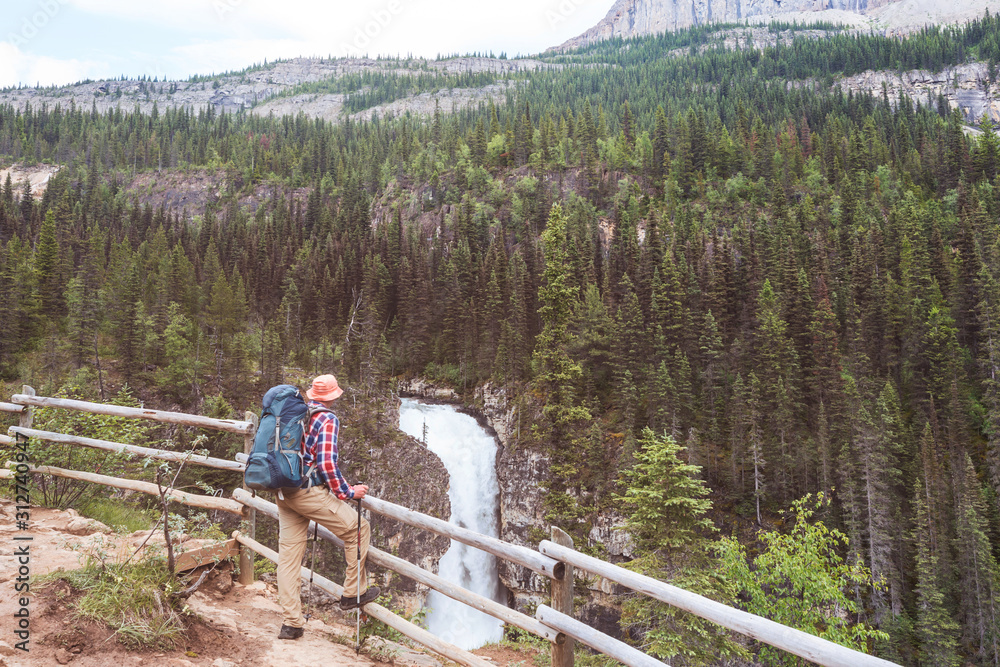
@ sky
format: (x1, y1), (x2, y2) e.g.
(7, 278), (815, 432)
(0, 0), (612, 88)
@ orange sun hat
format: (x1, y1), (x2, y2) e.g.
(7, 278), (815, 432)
(306, 374), (344, 402)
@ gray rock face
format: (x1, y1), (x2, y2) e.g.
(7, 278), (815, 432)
(0, 56), (556, 125)
(474, 383), (554, 608)
(556, 0), (842, 50)
(473, 382), (634, 619)
(834, 62), (1000, 124)
(553, 0), (985, 51)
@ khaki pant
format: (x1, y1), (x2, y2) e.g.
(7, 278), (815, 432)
(276, 486), (371, 628)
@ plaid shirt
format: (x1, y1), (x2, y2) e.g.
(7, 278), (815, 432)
(302, 401), (354, 499)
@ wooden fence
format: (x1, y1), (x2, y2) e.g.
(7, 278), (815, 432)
(1, 387), (901, 667)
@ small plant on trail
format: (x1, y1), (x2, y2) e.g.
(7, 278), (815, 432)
(79, 497), (156, 533)
(37, 558), (190, 650)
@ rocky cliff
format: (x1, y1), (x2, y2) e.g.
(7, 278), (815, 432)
(836, 62), (1000, 124)
(0, 56), (554, 125)
(554, 0), (1000, 51)
(473, 383), (635, 635)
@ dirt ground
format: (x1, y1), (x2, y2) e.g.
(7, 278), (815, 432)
(0, 498), (543, 666)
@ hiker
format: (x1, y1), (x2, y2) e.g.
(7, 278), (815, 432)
(276, 373), (380, 640)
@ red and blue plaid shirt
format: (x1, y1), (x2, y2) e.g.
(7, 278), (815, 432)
(302, 401), (354, 499)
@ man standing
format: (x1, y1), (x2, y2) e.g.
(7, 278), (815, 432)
(276, 374), (381, 640)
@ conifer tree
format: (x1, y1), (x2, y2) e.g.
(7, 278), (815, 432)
(534, 203), (588, 427)
(34, 209), (63, 318)
(912, 476), (961, 667)
(620, 428), (743, 665)
(954, 454), (1000, 664)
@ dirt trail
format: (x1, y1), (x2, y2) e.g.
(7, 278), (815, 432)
(0, 498), (480, 667)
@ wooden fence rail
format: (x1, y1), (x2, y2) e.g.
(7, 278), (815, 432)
(10, 394), (252, 434)
(12, 427), (245, 471)
(6, 462), (245, 516)
(0, 401), (23, 447)
(538, 540), (899, 667)
(350, 493), (564, 581)
(536, 605), (666, 667)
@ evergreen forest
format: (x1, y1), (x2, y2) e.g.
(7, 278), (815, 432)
(5, 12), (1000, 666)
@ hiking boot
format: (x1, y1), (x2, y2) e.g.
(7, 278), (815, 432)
(340, 586), (381, 610)
(278, 624), (304, 640)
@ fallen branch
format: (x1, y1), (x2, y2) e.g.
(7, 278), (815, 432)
(171, 569), (210, 600)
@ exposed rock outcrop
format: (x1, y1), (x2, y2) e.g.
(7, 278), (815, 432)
(397, 379), (460, 402)
(472, 383), (633, 636)
(556, 0), (869, 51)
(0, 164), (60, 199)
(0, 56), (557, 125)
(553, 0), (1000, 51)
(834, 62), (1000, 123)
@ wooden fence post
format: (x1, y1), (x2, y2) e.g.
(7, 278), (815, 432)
(18, 386), (34, 430)
(239, 410), (258, 585)
(551, 526), (575, 667)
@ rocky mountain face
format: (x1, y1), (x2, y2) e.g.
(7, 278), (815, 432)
(473, 383), (634, 636)
(554, 0), (998, 51)
(835, 62), (1000, 124)
(0, 56), (552, 125)
(555, 0), (876, 50)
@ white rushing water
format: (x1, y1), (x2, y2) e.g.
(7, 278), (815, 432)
(398, 398), (505, 650)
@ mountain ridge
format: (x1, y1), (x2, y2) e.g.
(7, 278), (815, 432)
(553, 0), (1000, 51)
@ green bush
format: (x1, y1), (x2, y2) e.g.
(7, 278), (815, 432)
(38, 558), (190, 649)
(79, 498), (155, 533)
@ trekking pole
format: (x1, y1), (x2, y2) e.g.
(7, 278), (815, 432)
(356, 484), (364, 655)
(304, 522), (318, 621)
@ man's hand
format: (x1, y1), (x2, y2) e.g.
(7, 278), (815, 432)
(352, 484), (369, 499)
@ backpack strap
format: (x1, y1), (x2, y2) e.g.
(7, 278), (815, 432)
(307, 405), (334, 419)
(301, 406), (335, 488)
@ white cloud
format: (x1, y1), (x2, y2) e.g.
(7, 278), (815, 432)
(63, 0), (609, 57)
(65, 0), (374, 37)
(0, 42), (104, 87)
(66, 0), (222, 30)
(2, 0), (612, 85)
(169, 38), (322, 74)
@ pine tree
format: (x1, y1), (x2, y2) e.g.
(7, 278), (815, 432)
(612, 275), (646, 421)
(620, 428), (743, 664)
(954, 454), (1000, 664)
(34, 209), (63, 318)
(534, 203), (588, 427)
(912, 476), (961, 667)
(975, 113), (999, 182)
(748, 372), (767, 525)
(157, 302), (203, 404)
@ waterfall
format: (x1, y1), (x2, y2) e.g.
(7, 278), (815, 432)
(398, 398), (505, 650)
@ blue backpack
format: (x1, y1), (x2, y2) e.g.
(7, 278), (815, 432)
(244, 385), (329, 492)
